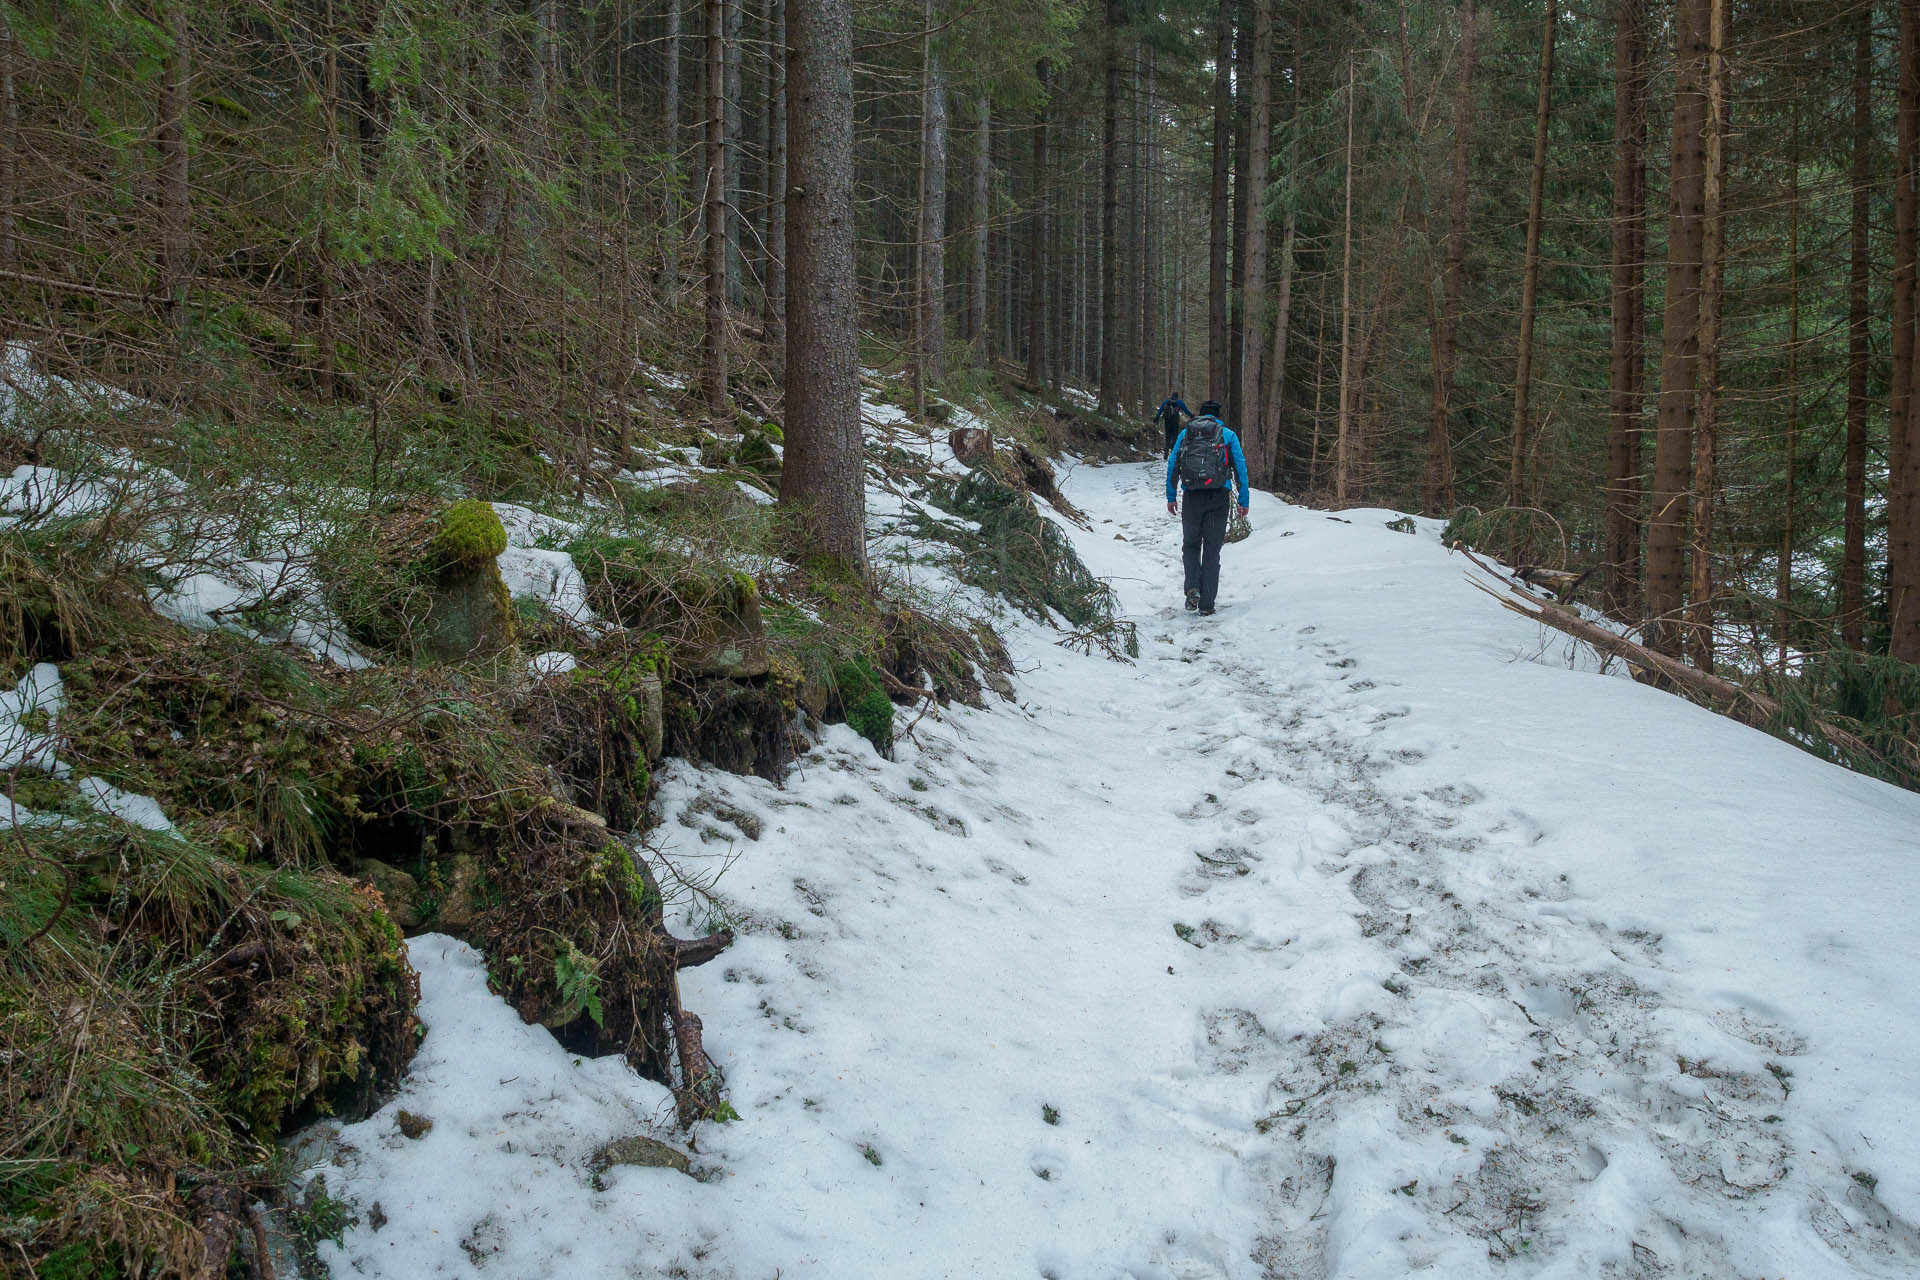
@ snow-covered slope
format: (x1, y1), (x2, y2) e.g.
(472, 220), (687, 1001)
(312, 461), (1920, 1280)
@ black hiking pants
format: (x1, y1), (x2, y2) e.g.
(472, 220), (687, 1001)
(1163, 419), (1182, 457)
(1180, 486), (1230, 610)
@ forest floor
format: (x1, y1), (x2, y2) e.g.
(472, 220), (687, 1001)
(310, 458), (1920, 1280)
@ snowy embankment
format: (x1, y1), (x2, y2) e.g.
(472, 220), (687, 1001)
(313, 461), (1920, 1280)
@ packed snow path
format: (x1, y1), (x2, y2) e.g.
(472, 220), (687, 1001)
(316, 462), (1920, 1280)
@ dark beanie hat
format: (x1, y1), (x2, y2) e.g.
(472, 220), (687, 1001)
(1198, 400), (1222, 416)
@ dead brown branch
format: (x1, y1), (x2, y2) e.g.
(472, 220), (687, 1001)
(1457, 544), (1884, 764)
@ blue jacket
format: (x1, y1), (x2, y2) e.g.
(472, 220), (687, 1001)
(1154, 396), (1190, 427)
(1167, 418), (1250, 507)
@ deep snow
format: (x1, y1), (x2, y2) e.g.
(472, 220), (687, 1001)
(309, 460), (1920, 1280)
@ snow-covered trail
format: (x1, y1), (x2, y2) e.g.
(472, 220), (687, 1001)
(316, 462), (1920, 1280)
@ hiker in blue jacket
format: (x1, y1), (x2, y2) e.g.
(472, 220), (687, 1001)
(1153, 392), (1191, 457)
(1165, 400), (1250, 615)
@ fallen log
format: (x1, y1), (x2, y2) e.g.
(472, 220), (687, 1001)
(1458, 547), (1886, 765)
(1512, 564), (1595, 605)
(673, 930), (734, 970)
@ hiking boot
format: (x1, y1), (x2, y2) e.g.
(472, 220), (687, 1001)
(1184, 588), (1200, 611)
(1198, 607), (1215, 616)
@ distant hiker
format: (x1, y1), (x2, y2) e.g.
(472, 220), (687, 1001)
(1153, 392), (1192, 457)
(1165, 400), (1250, 615)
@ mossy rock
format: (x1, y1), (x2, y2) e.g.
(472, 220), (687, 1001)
(591, 1134), (691, 1177)
(427, 853), (485, 934)
(434, 499), (509, 566)
(521, 639), (667, 833)
(205, 869), (420, 1136)
(831, 656), (893, 756)
(664, 674), (793, 781)
(325, 499), (517, 663)
(357, 858), (424, 930)
(421, 558), (516, 663)
(568, 538), (768, 678)
(737, 428), (781, 481)
(466, 801), (678, 1078)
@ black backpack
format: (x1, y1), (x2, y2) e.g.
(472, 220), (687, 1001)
(1177, 416), (1232, 491)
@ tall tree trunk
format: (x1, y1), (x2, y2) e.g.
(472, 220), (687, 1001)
(1645, 0), (1710, 658)
(1508, 0), (1556, 513)
(1098, 0), (1122, 414)
(1026, 63), (1049, 388)
(1686, 0), (1727, 673)
(1142, 50), (1161, 404)
(1127, 48), (1146, 415)
(703, 0), (729, 413)
(746, 1), (768, 304)
(1074, 178), (1088, 383)
(1844, 9), (1872, 651)
(1207, 0), (1232, 403)
(1335, 55), (1356, 507)
(1261, 18), (1301, 490)
(1604, 0), (1645, 618)
(1229, 20), (1250, 422)
(765, 0), (786, 362)
(664, 0), (682, 294)
(1239, 0), (1273, 479)
(1309, 295), (1327, 489)
(316, 0), (343, 398)
(1051, 133), (1069, 387)
(782, 0), (867, 580)
(0, 8), (17, 317)
(1427, 0), (1475, 516)
(723, 0), (744, 306)
(526, 0), (554, 222)
(159, 0), (192, 342)
(1167, 224), (1182, 395)
(970, 95), (990, 362)
(1781, 99), (1799, 674)
(913, 0), (947, 416)
(1891, 0), (1920, 665)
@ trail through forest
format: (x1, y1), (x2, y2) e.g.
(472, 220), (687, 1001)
(314, 460), (1920, 1280)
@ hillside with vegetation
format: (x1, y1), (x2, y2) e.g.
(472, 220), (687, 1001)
(5, 0), (1920, 1275)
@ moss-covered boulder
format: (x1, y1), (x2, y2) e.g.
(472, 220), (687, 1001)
(591, 1134), (691, 1178)
(569, 537), (769, 678)
(0, 815), (420, 1276)
(737, 425), (781, 481)
(420, 500), (515, 662)
(466, 801), (678, 1076)
(358, 857), (425, 929)
(326, 498), (517, 664)
(521, 637), (668, 832)
(832, 655), (893, 756)
(205, 870), (420, 1136)
(665, 674), (793, 781)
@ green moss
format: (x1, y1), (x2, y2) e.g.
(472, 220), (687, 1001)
(8, 771), (78, 814)
(433, 499), (508, 567)
(768, 652), (803, 714)
(833, 657), (893, 755)
(35, 1241), (121, 1280)
(737, 429), (780, 478)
